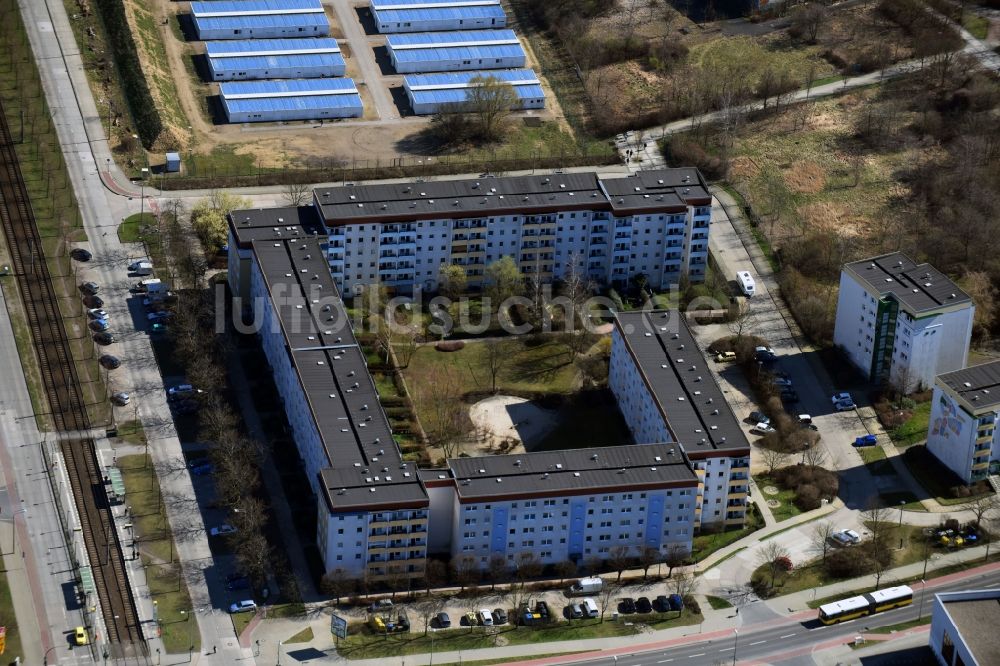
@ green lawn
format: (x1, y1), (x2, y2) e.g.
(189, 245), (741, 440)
(691, 506), (764, 563)
(286, 626), (314, 643)
(963, 12), (989, 39)
(706, 595), (733, 610)
(0, 568), (23, 663)
(118, 213), (157, 243)
(868, 617), (931, 634)
(404, 335), (581, 398)
(859, 446), (894, 476)
(114, 419), (147, 446)
(119, 455), (199, 654)
(879, 491), (926, 512)
(754, 475), (801, 523)
(338, 611), (702, 659)
(891, 402), (931, 447)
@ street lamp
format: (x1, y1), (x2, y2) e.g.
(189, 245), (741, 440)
(277, 640), (283, 666)
(898, 500), (905, 549)
(139, 167), (149, 221)
(732, 629), (739, 666)
(918, 579), (927, 620)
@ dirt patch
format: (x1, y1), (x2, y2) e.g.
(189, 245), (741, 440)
(783, 161), (826, 194)
(468, 395), (559, 455)
(796, 201), (865, 237)
(763, 485), (780, 496)
(730, 156), (762, 182)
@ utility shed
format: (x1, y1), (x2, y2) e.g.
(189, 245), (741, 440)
(206, 38), (345, 80)
(191, 0), (329, 40)
(386, 29), (525, 74)
(403, 69), (544, 114)
(220, 79), (363, 123)
(370, 0), (506, 33)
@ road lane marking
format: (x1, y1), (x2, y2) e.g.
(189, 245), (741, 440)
(656, 660), (673, 663)
(689, 654), (705, 658)
(808, 626), (826, 631)
(719, 647), (734, 652)
(780, 633), (796, 639)
(749, 640), (766, 646)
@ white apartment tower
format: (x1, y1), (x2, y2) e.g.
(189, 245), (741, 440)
(926, 361), (1000, 485)
(833, 253), (974, 392)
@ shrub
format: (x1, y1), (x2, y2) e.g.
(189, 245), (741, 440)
(774, 556), (793, 572)
(664, 137), (728, 180)
(435, 340), (466, 352)
(794, 484), (821, 511)
(825, 548), (870, 578)
(682, 595), (700, 614)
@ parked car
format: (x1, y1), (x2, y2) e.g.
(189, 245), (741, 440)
(940, 530), (965, 548)
(853, 434), (878, 447)
(99, 354), (121, 370)
(493, 608), (507, 625)
(435, 612), (451, 628)
(715, 351), (737, 363)
(80, 281), (100, 295)
(147, 311), (172, 322)
(463, 611), (478, 626)
(226, 576), (250, 591)
(618, 597), (637, 614)
(111, 392), (130, 406)
(536, 601), (549, 618)
(654, 595), (671, 612)
(71, 248), (92, 262)
(772, 377), (794, 387)
(210, 524), (237, 537)
(228, 600), (257, 614)
(168, 384), (200, 401)
(749, 411), (770, 425)
(831, 529), (861, 546)
(635, 597), (653, 614)
(369, 599), (393, 613)
(84, 295), (104, 309)
(798, 414), (817, 430)
(752, 423), (776, 435)
(90, 319), (110, 332)
(87, 308), (109, 320)
(149, 323), (167, 334)
(477, 609), (494, 626)
(565, 603), (584, 619)
(754, 346), (777, 362)
(780, 389), (800, 404)
(832, 392), (856, 410)
(94, 332), (115, 345)
(668, 594), (684, 612)
(74, 626), (89, 646)
(189, 461), (214, 476)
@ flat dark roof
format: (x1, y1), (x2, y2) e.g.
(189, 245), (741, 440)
(942, 596), (1000, 665)
(614, 310), (749, 456)
(229, 206), (327, 247)
(252, 237), (427, 511)
(448, 443), (696, 501)
(844, 252), (971, 314)
(938, 360), (1000, 411)
(313, 169), (709, 225)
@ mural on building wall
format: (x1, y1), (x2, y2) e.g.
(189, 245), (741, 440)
(931, 393), (964, 440)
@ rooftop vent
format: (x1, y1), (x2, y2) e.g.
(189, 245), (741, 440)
(591, 454), (598, 460)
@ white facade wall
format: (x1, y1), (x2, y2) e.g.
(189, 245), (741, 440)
(833, 270), (876, 378)
(691, 456), (749, 525)
(210, 60), (345, 81)
(926, 387), (998, 485)
(408, 92), (543, 115)
(392, 52), (526, 74)
(450, 488), (695, 567)
(319, 509), (369, 576)
(194, 22), (329, 41)
(891, 307), (974, 392)
(224, 101), (362, 124)
(377, 15), (506, 33)
(322, 206), (707, 294)
(609, 328), (672, 444)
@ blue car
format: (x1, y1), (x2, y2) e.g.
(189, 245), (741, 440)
(853, 434), (878, 447)
(190, 462), (214, 476)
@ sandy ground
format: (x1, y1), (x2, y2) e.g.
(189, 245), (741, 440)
(467, 395), (559, 455)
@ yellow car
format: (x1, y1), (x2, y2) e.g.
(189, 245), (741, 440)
(74, 626), (89, 646)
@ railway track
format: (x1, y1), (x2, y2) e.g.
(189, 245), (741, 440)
(0, 100), (145, 659)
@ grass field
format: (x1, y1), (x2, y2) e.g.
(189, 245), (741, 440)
(286, 626), (314, 644)
(963, 12), (990, 39)
(754, 475), (801, 523)
(0, 567), (23, 662)
(338, 610), (702, 659)
(691, 506), (764, 562)
(890, 402), (931, 447)
(118, 213), (157, 243)
(404, 336), (581, 398)
(119, 455), (199, 654)
(705, 595), (733, 610)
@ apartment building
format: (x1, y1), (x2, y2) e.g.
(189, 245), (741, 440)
(609, 310), (751, 530)
(930, 589), (1000, 666)
(833, 253), (974, 392)
(926, 361), (1000, 485)
(311, 168), (711, 295)
(421, 445), (699, 566)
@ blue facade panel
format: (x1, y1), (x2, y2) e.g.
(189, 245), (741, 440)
(643, 494), (665, 549)
(568, 499), (586, 561)
(490, 507), (508, 554)
(373, 5), (506, 33)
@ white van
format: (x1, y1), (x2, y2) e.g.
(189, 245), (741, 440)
(582, 598), (599, 618)
(737, 271), (756, 297)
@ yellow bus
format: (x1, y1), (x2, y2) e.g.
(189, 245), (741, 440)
(817, 585), (913, 625)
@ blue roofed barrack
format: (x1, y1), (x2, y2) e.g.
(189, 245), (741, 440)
(403, 69), (544, 114)
(220, 78), (363, 123)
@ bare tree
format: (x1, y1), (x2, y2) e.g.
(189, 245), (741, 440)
(608, 545), (632, 582)
(669, 571), (697, 601)
(559, 252), (594, 330)
(487, 553), (510, 591)
(481, 338), (515, 394)
(727, 301), (758, 345)
(638, 546), (661, 580)
(463, 76), (518, 142)
(451, 555), (478, 591)
(321, 569), (356, 603)
(554, 559), (578, 584)
(863, 501), (895, 588)
(414, 596), (447, 635)
(664, 543), (688, 578)
(281, 182), (312, 207)
(810, 521), (837, 563)
(962, 494), (1000, 528)
(597, 581), (621, 623)
(424, 558), (447, 594)
(756, 541), (791, 594)
(758, 447), (790, 475)
(410, 363), (470, 459)
(236, 532), (272, 586)
(801, 445), (828, 469)
(790, 3), (827, 43)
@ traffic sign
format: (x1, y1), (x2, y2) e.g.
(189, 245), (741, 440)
(331, 614), (347, 639)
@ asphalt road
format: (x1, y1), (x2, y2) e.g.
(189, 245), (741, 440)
(569, 571), (1000, 666)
